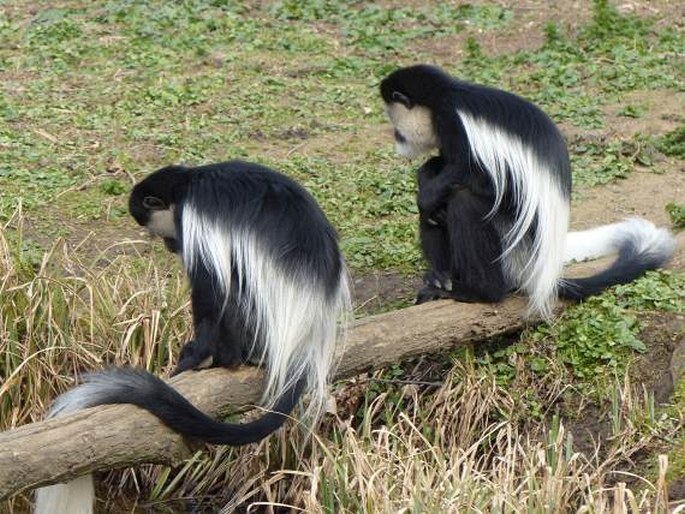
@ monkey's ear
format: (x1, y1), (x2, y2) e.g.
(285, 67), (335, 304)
(391, 91), (413, 109)
(142, 195), (167, 210)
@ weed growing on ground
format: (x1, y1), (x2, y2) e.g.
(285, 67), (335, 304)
(1, 0), (682, 270)
(1, 0), (684, 511)
(667, 203), (685, 229)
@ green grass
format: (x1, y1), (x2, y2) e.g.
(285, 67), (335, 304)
(1, 0), (682, 270)
(569, 134), (662, 188)
(471, 271), (685, 409)
(667, 202), (685, 228)
(1, 1), (684, 512)
(657, 124), (685, 159)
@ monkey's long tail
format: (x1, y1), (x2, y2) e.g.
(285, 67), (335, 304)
(558, 217), (675, 300)
(34, 368), (306, 514)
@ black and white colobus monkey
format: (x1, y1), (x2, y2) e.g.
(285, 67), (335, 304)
(35, 161), (351, 514)
(380, 64), (675, 317)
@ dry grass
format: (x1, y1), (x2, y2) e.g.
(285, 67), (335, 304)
(2, 213), (683, 512)
(1, 1), (683, 511)
(0, 207), (190, 429)
(248, 366), (683, 514)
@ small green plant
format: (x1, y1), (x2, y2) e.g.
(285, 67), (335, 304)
(666, 203), (685, 228)
(613, 271), (685, 312)
(656, 125), (685, 159)
(100, 179), (128, 196)
(569, 135), (659, 188)
(538, 299), (643, 380)
(581, 0), (650, 47)
(542, 271), (682, 380)
(617, 104), (645, 118)
(479, 271), (684, 389)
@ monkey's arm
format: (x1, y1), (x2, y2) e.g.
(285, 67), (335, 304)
(416, 188), (508, 305)
(163, 237), (181, 253)
(173, 264), (242, 375)
(417, 155), (446, 186)
(419, 168), (498, 222)
(417, 153), (477, 217)
(416, 156), (454, 225)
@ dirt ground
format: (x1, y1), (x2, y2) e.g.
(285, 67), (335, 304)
(3, 2), (683, 510)
(559, 311), (685, 499)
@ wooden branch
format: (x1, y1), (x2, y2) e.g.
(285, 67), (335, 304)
(1, 232), (683, 499)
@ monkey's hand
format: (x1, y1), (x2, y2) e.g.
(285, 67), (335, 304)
(416, 284), (457, 304)
(163, 237), (181, 253)
(417, 155), (446, 186)
(172, 340), (214, 376)
(417, 172), (457, 219)
(422, 205), (447, 226)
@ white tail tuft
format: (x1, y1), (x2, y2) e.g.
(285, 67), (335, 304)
(565, 217), (675, 264)
(34, 392), (97, 514)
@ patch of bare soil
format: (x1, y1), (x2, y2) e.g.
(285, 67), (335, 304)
(560, 90), (685, 143)
(352, 270), (421, 316)
(408, 0), (683, 74)
(635, 313), (685, 404)
(672, 479), (685, 505)
(411, 1), (593, 62)
(616, 0), (685, 29)
(570, 167), (684, 229)
(602, 90), (684, 138)
(242, 122), (390, 165)
(21, 208), (147, 266)
(563, 91), (684, 230)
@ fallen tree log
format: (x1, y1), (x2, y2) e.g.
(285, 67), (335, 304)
(1, 232), (683, 499)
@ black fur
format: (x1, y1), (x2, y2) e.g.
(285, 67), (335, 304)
(382, 65), (535, 303)
(380, 64), (571, 199)
(415, 156), (508, 304)
(73, 368), (306, 446)
(79, 160), (346, 445)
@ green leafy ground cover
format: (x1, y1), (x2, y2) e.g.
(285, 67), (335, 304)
(1, 1), (684, 512)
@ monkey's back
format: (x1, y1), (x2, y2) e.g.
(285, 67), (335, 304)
(183, 161), (343, 293)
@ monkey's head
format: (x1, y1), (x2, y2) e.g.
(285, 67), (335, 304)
(380, 64), (455, 159)
(129, 165), (189, 244)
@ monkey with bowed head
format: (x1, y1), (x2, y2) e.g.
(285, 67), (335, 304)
(35, 160), (351, 514)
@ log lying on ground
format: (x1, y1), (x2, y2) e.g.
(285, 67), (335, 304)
(1, 232), (684, 499)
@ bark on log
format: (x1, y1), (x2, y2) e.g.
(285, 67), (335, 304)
(1, 232), (683, 499)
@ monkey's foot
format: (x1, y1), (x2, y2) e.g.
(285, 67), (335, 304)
(415, 285), (457, 304)
(172, 340), (212, 376)
(172, 339), (243, 376)
(416, 281), (503, 304)
(422, 270), (453, 291)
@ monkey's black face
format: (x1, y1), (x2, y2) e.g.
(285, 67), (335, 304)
(129, 165), (188, 241)
(129, 193), (165, 226)
(393, 129), (407, 144)
(380, 67), (441, 159)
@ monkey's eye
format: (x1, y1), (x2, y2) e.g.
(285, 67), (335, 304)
(142, 196), (166, 210)
(391, 91), (413, 109)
